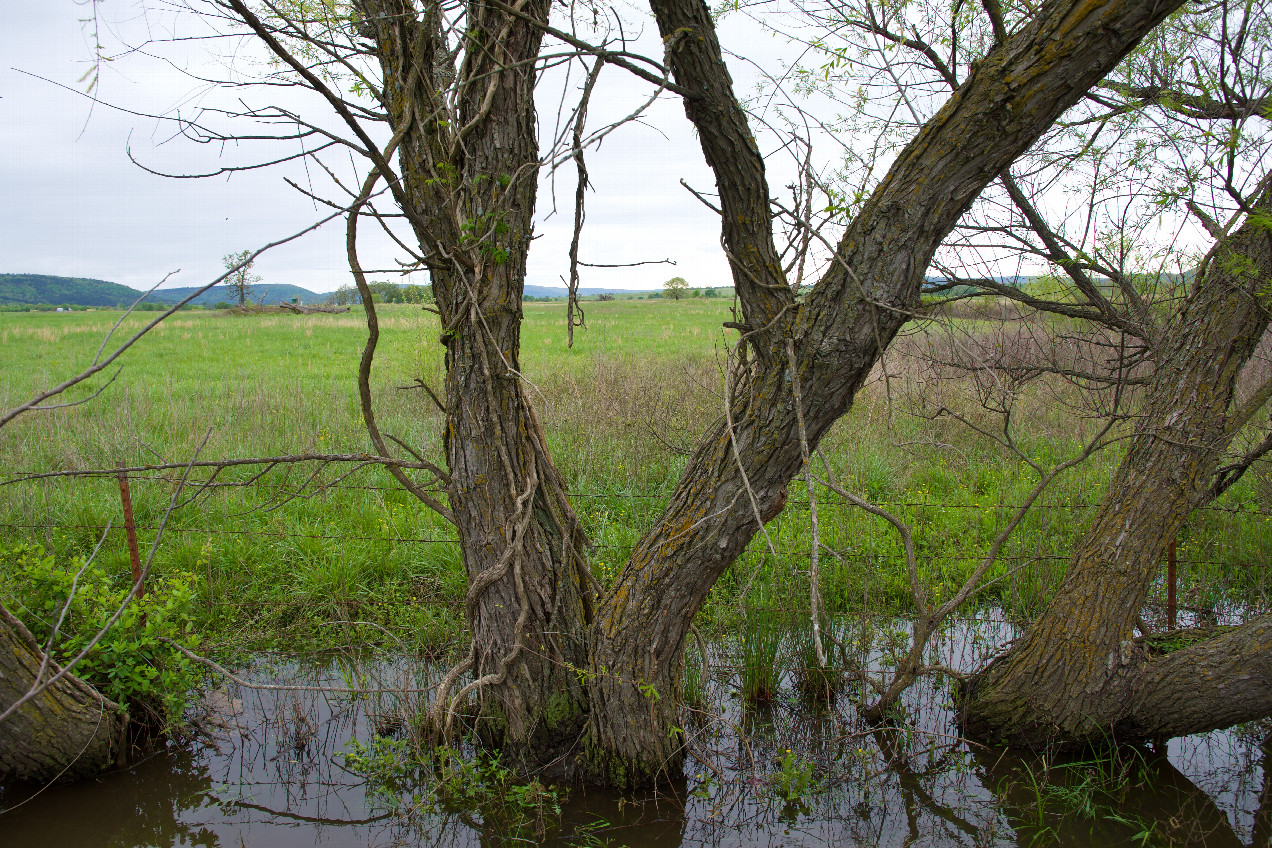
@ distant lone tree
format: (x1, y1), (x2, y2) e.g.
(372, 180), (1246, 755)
(222, 250), (261, 308)
(663, 276), (689, 300)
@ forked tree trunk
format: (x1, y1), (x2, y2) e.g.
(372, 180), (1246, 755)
(222, 0), (1266, 786)
(959, 195), (1272, 748)
(351, 0), (1202, 786)
(580, 0), (1189, 785)
(0, 602), (125, 782)
(340, 0), (1185, 785)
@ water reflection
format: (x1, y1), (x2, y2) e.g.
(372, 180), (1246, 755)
(1255, 733), (1271, 847)
(1, 620), (1267, 847)
(976, 741), (1272, 847)
(0, 746), (221, 848)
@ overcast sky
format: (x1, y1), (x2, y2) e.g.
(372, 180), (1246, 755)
(1, 2), (805, 294)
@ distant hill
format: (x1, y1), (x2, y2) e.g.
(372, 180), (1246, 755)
(0, 273), (663, 308)
(0, 274), (325, 307)
(523, 284), (655, 298)
(146, 284), (324, 306)
(0, 274), (145, 307)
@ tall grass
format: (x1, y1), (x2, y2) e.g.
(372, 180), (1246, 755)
(790, 620), (847, 703)
(1, 302), (1268, 656)
(738, 599), (783, 706)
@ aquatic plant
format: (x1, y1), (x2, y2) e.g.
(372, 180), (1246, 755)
(791, 619), (846, 703)
(682, 639), (707, 712)
(770, 748), (817, 806)
(339, 739), (567, 839)
(739, 601), (783, 706)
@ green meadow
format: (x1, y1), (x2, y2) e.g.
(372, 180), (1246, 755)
(0, 300), (1268, 658)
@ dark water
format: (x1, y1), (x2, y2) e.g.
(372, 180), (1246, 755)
(1, 618), (1268, 847)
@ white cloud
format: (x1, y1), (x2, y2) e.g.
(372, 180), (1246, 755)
(3, 4), (814, 294)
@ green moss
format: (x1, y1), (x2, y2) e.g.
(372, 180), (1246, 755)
(1143, 626), (1230, 656)
(579, 741), (633, 788)
(543, 692), (581, 731)
(578, 723), (687, 789)
(470, 702), (509, 751)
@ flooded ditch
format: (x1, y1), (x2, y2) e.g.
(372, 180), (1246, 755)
(1, 616), (1268, 847)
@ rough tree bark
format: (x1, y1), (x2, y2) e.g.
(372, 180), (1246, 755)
(582, 0), (1191, 784)
(0, 602), (125, 782)
(354, 0), (594, 774)
(959, 193), (1272, 748)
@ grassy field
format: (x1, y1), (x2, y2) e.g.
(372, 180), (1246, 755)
(1, 299), (1269, 662)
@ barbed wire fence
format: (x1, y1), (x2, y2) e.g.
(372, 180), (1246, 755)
(3, 461), (1268, 668)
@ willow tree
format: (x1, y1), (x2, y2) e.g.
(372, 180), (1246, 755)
(947, 0), (1272, 744)
(193, 0), (1200, 785)
(959, 192), (1272, 745)
(782, 0), (1272, 746)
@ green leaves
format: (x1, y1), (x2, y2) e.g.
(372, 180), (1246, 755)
(339, 740), (567, 834)
(459, 209), (513, 265)
(637, 679), (661, 702)
(770, 748), (818, 807)
(2, 544), (204, 728)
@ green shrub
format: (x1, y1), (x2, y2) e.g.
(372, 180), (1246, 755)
(0, 545), (204, 731)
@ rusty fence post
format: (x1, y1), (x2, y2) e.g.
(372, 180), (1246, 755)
(1166, 538), (1177, 630)
(116, 464), (144, 598)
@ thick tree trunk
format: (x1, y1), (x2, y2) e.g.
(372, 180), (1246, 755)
(959, 196), (1272, 748)
(0, 602), (125, 782)
(362, 0), (594, 775)
(349, 0), (1185, 785)
(581, 0), (1188, 785)
(244, 0), (1262, 787)
(440, 296), (593, 775)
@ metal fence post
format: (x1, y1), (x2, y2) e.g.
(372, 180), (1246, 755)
(117, 464), (145, 598)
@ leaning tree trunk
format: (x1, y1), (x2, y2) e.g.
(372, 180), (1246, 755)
(0, 602), (125, 782)
(581, 0), (1188, 786)
(958, 194), (1272, 748)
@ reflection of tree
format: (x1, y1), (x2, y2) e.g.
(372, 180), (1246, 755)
(1253, 732), (1271, 848)
(872, 727), (984, 845)
(228, 800), (390, 827)
(477, 782), (689, 848)
(0, 746), (220, 847)
(973, 743), (1253, 847)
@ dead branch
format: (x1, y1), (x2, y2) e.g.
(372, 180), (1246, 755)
(278, 302), (351, 314)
